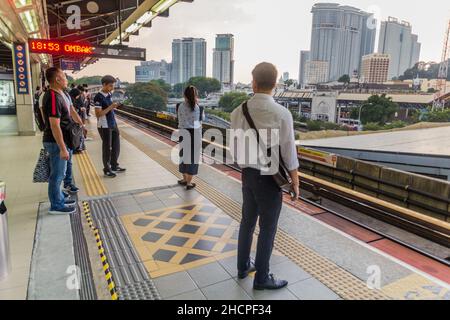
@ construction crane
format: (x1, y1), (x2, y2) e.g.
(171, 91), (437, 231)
(433, 19), (450, 110)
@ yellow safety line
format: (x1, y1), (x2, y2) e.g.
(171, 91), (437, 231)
(120, 130), (390, 300)
(83, 201), (118, 300)
(74, 151), (107, 196)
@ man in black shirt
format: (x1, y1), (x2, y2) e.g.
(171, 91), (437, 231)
(42, 67), (84, 215)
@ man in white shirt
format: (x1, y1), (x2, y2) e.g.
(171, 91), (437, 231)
(231, 62), (300, 290)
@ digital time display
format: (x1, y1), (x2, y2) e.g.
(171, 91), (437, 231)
(28, 39), (94, 55)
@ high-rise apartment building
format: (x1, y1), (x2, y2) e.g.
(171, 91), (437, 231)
(309, 3), (376, 82)
(171, 38), (207, 84)
(378, 17), (421, 79)
(135, 60), (171, 83)
(298, 50), (310, 87)
(361, 54), (390, 84)
(212, 34), (234, 86)
(305, 60), (329, 84)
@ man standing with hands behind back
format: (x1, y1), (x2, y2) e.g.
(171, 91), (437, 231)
(231, 62), (300, 291)
(94, 75), (126, 178)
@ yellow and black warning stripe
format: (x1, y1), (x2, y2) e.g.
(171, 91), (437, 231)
(83, 201), (118, 300)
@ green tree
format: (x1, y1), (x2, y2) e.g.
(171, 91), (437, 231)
(357, 94), (399, 125)
(172, 83), (186, 97)
(125, 82), (167, 111)
(338, 74), (351, 84)
(72, 76), (103, 86)
(219, 92), (250, 113)
(149, 79), (171, 93)
(284, 79), (295, 87)
(186, 77), (221, 97)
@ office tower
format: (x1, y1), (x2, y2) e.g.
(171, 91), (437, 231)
(135, 60), (171, 83)
(283, 72), (290, 81)
(212, 34), (235, 87)
(378, 17), (421, 79)
(299, 50), (310, 86)
(361, 54), (390, 84)
(305, 61), (329, 84)
(171, 38), (207, 84)
(309, 3), (376, 82)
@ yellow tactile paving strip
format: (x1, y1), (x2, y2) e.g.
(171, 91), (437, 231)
(382, 274), (450, 300)
(120, 130), (390, 300)
(121, 200), (246, 278)
(74, 151), (108, 196)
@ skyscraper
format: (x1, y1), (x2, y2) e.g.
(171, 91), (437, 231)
(135, 60), (171, 83)
(309, 3), (376, 82)
(298, 50), (310, 86)
(171, 38), (207, 84)
(361, 54), (390, 84)
(212, 34), (235, 87)
(378, 17), (421, 79)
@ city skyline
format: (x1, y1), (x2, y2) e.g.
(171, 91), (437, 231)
(73, 0), (450, 83)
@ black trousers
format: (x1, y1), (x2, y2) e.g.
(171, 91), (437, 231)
(98, 127), (120, 172)
(237, 168), (282, 283)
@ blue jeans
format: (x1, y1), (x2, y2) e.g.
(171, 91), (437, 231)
(43, 142), (67, 211)
(237, 168), (282, 283)
(63, 148), (73, 187)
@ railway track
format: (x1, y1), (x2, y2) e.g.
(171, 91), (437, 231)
(115, 107), (450, 277)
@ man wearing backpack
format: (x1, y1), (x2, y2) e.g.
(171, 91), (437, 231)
(41, 67), (84, 215)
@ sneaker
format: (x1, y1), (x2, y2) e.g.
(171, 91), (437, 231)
(64, 184), (79, 194)
(65, 199), (77, 207)
(253, 274), (288, 291)
(104, 170), (117, 178)
(63, 191), (70, 198)
(111, 166), (126, 173)
(49, 206), (76, 215)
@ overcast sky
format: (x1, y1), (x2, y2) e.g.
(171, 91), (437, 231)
(73, 0), (450, 83)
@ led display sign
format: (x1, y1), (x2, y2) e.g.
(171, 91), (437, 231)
(28, 39), (146, 61)
(29, 39), (93, 55)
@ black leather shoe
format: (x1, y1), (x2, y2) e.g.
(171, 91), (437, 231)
(238, 261), (256, 279)
(112, 167), (126, 173)
(253, 274), (288, 291)
(104, 170), (117, 178)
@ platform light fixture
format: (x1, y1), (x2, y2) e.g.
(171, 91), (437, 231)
(151, 0), (178, 13)
(19, 9), (38, 33)
(136, 11), (154, 25)
(14, 0), (32, 9)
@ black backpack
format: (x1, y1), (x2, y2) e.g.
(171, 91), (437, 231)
(33, 93), (45, 132)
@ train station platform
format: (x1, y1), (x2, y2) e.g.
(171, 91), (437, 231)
(0, 117), (449, 300)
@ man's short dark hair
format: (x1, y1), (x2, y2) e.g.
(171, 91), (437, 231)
(82, 83), (88, 88)
(101, 75), (116, 85)
(45, 67), (62, 83)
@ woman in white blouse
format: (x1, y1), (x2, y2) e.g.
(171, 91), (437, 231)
(176, 86), (204, 190)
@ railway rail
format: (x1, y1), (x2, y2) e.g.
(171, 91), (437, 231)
(115, 106), (450, 272)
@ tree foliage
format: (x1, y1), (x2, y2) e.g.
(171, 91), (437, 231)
(186, 77), (221, 97)
(351, 94), (399, 125)
(338, 74), (351, 84)
(125, 82), (167, 111)
(399, 61), (450, 81)
(149, 79), (171, 93)
(71, 76), (103, 86)
(219, 92), (250, 113)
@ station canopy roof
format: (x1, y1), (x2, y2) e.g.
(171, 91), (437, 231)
(0, 0), (193, 70)
(45, 0), (193, 69)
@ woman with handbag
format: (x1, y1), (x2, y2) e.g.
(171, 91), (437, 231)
(176, 86), (204, 190)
